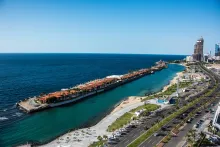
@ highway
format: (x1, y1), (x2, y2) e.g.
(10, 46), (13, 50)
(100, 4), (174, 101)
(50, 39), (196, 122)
(111, 106), (176, 147)
(164, 99), (220, 147)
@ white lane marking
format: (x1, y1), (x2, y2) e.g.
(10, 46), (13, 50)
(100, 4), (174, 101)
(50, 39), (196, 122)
(134, 134), (139, 138)
(148, 139), (152, 143)
(125, 140), (130, 144)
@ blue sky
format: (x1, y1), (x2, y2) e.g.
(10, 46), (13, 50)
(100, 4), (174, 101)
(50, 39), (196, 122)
(0, 0), (219, 55)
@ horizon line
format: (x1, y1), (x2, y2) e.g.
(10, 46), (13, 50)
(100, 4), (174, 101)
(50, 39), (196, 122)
(0, 52), (188, 56)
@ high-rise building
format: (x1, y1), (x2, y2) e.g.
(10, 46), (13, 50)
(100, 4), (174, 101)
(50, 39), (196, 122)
(193, 37), (204, 61)
(215, 44), (220, 56)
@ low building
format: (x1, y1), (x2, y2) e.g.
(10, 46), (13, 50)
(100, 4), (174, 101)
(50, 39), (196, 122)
(186, 56), (194, 62)
(213, 104), (220, 130)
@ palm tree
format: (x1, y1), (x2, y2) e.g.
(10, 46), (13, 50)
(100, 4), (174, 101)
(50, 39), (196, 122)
(103, 135), (108, 140)
(187, 133), (193, 145)
(199, 132), (205, 138)
(97, 136), (102, 141)
(188, 129), (196, 144)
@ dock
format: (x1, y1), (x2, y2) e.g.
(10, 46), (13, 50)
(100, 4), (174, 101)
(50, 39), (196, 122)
(17, 61), (167, 113)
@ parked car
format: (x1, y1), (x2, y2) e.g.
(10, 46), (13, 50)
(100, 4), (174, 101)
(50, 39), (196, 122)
(108, 137), (120, 142)
(197, 111), (202, 114)
(187, 118), (193, 123)
(199, 119), (204, 123)
(144, 126), (149, 130)
(154, 133), (159, 136)
(108, 140), (117, 144)
(114, 132), (122, 137)
(195, 123), (200, 128)
(161, 127), (166, 131)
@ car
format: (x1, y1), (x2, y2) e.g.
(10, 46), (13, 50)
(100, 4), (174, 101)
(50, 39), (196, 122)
(199, 119), (204, 123)
(130, 124), (137, 128)
(108, 140), (117, 144)
(187, 118), (193, 123)
(108, 137), (120, 142)
(120, 131), (127, 135)
(114, 132), (122, 137)
(173, 121), (179, 124)
(161, 127), (166, 131)
(125, 126), (133, 130)
(195, 124), (200, 128)
(197, 111), (202, 114)
(144, 126), (149, 130)
(154, 133), (159, 136)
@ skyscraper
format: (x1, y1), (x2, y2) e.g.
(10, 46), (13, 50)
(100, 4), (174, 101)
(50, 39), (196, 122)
(215, 44), (220, 56)
(193, 37), (204, 61)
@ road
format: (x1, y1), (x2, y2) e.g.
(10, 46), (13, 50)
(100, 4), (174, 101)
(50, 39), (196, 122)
(111, 107), (175, 147)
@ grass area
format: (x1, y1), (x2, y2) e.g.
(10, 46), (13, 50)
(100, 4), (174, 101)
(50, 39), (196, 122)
(130, 104), (160, 113)
(89, 140), (107, 147)
(89, 136), (108, 147)
(107, 112), (133, 132)
(162, 134), (171, 143)
(141, 95), (155, 101)
(107, 104), (159, 132)
(128, 83), (217, 147)
(141, 82), (192, 101)
(158, 82), (192, 96)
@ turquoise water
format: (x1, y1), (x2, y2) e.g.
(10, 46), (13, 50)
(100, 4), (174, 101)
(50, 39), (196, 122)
(0, 63), (184, 146)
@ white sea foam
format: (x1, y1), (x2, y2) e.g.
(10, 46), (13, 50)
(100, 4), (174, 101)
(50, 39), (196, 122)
(12, 112), (23, 117)
(0, 116), (8, 121)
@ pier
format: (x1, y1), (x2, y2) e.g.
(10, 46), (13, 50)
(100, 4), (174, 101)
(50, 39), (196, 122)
(17, 61), (167, 113)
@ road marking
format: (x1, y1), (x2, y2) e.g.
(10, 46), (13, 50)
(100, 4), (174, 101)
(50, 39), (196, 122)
(152, 140), (156, 144)
(125, 140), (130, 144)
(148, 139), (152, 143)
(134, 134), (139, 138)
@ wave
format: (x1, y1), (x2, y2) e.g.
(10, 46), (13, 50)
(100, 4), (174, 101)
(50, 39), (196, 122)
(0, 116), (8, 121)
(12, 112), (23, 117)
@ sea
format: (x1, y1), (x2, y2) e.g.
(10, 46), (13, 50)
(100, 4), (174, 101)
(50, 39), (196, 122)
(0, 53), (185, 147)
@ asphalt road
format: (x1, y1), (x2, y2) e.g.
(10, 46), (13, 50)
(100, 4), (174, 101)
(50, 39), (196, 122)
(110, 107), (175, 147)
(164, 97), (220, 147)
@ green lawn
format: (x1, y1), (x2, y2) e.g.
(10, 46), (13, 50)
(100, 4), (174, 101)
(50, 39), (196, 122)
(107, 104), (159, 132)
(89, 140), (107, 147)
(142, 82), (192, 101)
(130, 104), (160, 113)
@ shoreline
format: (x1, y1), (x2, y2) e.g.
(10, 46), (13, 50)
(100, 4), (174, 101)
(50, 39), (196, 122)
(19, 63), (185, 147)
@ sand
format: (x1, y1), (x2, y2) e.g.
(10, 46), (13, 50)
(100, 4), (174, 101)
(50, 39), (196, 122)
(111, 96), (142, 114)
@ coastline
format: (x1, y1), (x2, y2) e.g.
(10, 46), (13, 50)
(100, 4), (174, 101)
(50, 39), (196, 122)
(33, 64), (185, 147)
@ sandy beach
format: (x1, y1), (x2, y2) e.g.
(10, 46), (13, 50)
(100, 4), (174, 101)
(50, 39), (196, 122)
(162, 71), (184, 92)
(111, 96), (142, 114)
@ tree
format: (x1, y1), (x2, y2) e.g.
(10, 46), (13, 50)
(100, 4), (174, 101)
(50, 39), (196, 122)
(97, 136), (102, 141)
(103, 135), (108, 140)
(187, 129), (196, 145)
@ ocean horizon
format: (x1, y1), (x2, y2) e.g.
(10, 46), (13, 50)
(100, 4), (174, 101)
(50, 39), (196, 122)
(0, 53), (185, 146)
